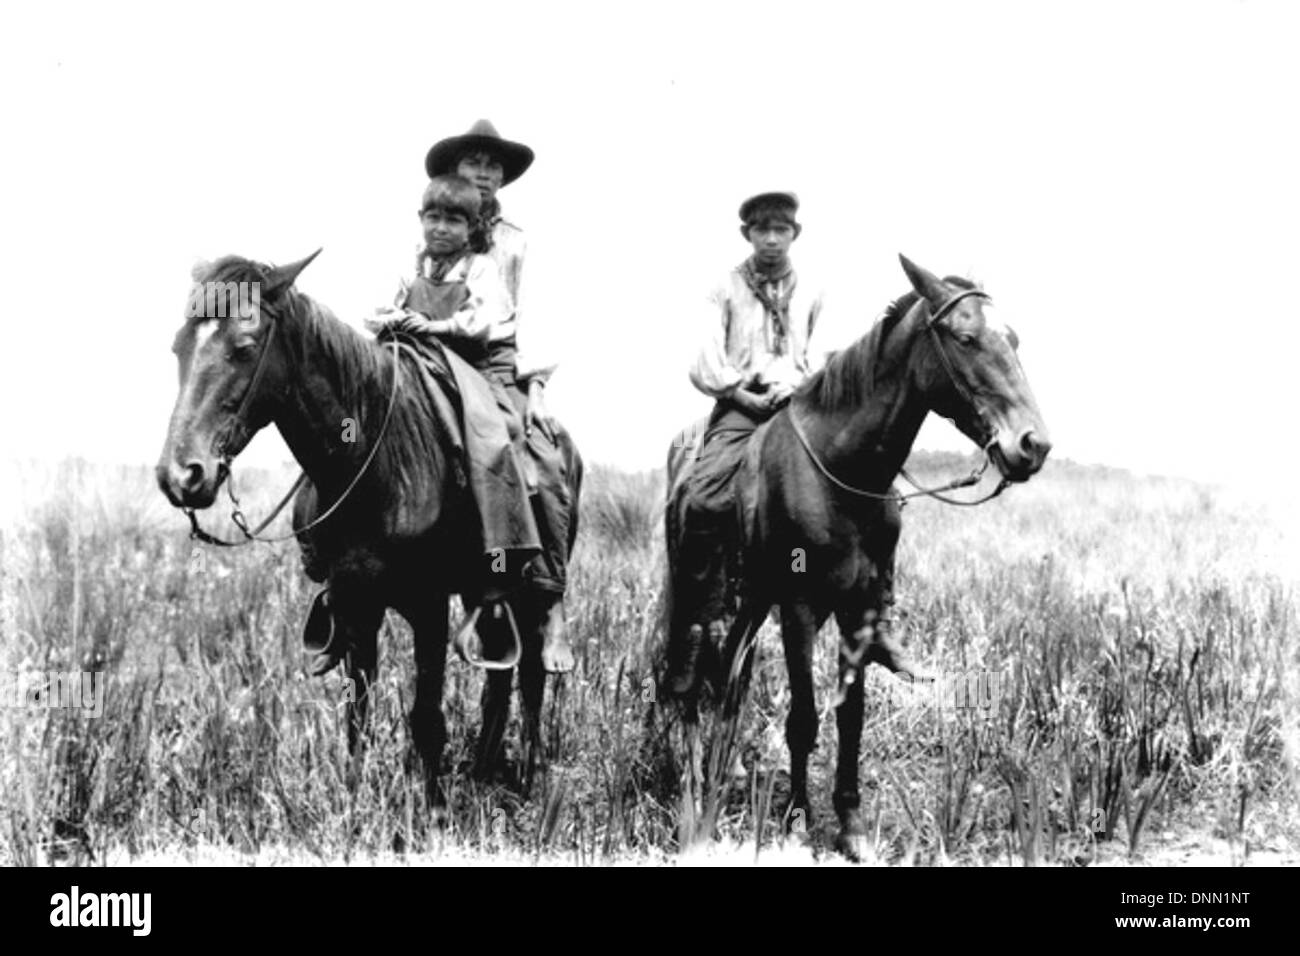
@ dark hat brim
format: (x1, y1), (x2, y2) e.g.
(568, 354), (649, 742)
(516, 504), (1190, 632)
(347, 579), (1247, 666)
(425, 134), (535, 185)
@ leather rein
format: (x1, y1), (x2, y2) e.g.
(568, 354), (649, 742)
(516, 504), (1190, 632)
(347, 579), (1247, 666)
(184, 308), (403, 547)
(789, 289), (1011, 508)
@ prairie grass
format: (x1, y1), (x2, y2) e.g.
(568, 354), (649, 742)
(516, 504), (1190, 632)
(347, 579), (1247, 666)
(0, 452), (1295, 865)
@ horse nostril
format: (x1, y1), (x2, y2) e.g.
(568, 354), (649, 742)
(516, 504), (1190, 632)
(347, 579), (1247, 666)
(1019, 429), (1051, 461)
(179, 460), (206, 492)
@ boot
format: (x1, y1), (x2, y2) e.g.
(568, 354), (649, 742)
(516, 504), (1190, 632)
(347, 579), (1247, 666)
(302, 588), (347, 677)
(667, 623), (705, 698)
(864, 609), (933, 683)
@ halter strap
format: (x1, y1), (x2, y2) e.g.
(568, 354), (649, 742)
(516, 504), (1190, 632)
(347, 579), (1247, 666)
(186, 328), (405, 547)
(787, 408), (1007, 506)
(784, 289), (1010, 507)
(928, 288), (990, 326)
(924, 290), (991, 417)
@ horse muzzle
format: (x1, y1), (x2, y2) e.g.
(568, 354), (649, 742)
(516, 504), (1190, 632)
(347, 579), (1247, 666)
(989, 427), (1052, 482)
(156, 456), (229, 509)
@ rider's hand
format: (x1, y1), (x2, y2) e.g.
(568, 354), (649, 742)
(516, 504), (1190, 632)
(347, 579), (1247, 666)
(525, 379), (557, 442)
(728, 386), (769, 418)
(364, 306), (410, 335)
(766, 381), (795, 408)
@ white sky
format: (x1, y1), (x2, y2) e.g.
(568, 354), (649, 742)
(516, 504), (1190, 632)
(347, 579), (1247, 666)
(1, 0), (1297, 488)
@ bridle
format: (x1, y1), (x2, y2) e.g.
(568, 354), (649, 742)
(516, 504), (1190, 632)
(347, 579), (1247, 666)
(789, 288), (1011, 508)
(183, 301), (403, 547)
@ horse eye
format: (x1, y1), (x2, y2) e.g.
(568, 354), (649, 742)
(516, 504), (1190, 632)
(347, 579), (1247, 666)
(1007, 326), (1020, 350)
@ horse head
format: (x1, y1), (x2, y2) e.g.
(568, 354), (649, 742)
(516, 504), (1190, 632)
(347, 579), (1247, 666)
(156, 249), (320, 508)
(899, 254), (1051, 482)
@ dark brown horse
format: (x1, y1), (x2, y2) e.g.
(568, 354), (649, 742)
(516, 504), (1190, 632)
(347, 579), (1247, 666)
(156, 251), (583, 809)
(664, 255), (1051, 859)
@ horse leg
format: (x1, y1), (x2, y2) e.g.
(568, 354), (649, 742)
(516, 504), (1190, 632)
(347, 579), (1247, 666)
(473, 603), (515, 786)
(516, 592), (548, 797)
(409, 592), (450, 822)
(707, 605), (765, 789)
(832, 606), (872, 862)
(677, 696), (706, 849)
(861, 501), (932, 681)
(781, 601), (822, 837)
(338, 597), (383, 760)
(721, 604), (764, 721)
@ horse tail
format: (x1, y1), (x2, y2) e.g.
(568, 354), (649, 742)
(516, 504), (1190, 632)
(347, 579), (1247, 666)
(660, 436), (682, 650)
(659, 419), (703, 653)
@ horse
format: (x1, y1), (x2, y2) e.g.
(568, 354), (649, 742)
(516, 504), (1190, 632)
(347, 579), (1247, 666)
(663, 254), (1051, 859)
(155, 251), (583, 812)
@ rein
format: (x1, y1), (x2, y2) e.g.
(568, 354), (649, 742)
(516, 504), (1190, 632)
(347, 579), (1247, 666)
(788, 288), (1010, 508)
(184, 314), (404, 547)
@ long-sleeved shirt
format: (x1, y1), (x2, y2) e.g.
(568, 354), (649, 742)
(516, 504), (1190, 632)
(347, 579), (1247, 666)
(392, 252), (513, 344)
(689, 260), (832, 399)
(485, 216), (555, 386)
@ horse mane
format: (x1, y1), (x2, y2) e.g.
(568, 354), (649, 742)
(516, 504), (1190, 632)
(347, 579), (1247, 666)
(797, 275), (979, 413)
(195, 255), (451, 503)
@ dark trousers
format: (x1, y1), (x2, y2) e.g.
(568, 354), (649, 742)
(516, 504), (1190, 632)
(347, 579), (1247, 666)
(506, 384), (573, 596)
(677, 404), (763, 627)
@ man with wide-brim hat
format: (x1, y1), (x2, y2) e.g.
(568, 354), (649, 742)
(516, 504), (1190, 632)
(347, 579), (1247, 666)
(423, 120), (577, 677)
(425, 118), (535, 185)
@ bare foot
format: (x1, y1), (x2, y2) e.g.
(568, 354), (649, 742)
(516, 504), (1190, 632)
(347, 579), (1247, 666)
(542, 631), (575, 674)
(539, 598), (575, 674)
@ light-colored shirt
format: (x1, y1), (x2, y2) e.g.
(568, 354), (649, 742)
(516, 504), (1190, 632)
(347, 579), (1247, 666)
(689, 261), (832, 399)
(391, 252), (512, 344)
(486, 216), (555, 386)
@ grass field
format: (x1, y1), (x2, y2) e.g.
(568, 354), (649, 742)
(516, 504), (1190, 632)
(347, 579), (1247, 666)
(1, 451), (1296, 866)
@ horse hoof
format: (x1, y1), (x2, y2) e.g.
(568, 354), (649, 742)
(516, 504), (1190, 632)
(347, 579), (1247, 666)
(834, 810), (871, 863)
(727, 752), (747, 782)
(834, 829), (871, 863)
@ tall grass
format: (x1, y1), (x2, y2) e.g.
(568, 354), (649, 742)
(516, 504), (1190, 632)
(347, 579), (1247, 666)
(0, 452), (1295, 865)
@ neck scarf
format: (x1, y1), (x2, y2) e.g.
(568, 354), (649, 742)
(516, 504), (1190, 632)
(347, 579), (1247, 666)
(417, 248), (468, 283)
(479, 197), (503, 252)
(739, 256), (797, 356)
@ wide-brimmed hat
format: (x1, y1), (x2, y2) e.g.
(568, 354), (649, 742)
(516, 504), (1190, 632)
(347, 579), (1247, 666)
(739, 191), (799, 224)
(425, 119), (535, 185)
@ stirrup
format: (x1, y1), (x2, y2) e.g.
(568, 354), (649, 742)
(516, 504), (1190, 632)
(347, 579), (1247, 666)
(451, 602), (522, 672)
(303, 588), (346, 677)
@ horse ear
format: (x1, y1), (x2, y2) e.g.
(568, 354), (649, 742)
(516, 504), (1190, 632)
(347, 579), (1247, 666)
(263, 248), (322, 299)
(898, 254), (950, 307)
